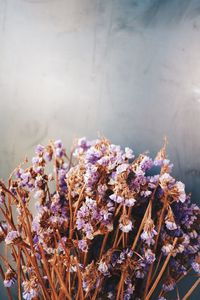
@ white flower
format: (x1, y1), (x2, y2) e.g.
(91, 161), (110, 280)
(119, 219), (133, 233)
(176, 181), (186, 203)
(98, 261), (109, 276)
(34, 189), (44, 200)
(159, 173), (174, 190)
(144, 249), (156, 264)
(162, 243), (174, 256)
(124, 147), (134, 159)
(109, 193), (124, 203)
(116, 163), (129, 174)
(125, 198), (136, 207)
(165, 220), (177, 230)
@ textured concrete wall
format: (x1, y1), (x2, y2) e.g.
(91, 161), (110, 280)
(0, 0), (200, 298)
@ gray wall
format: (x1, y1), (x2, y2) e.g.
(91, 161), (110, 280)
(0, 0), (200, 298)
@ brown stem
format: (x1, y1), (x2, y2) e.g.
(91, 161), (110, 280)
(74, 257), (84, 300)
(99, 232), (109, 258)
(116, 271), (126, 300)
(73, 183), (86, 218)
(0, 207), (16, 230)
(39, 245), (58, 300)
(182, 277), (200, 300)
(22, 246), (50, 300)
(145, 237), (178, 300)
(68, 186), (73, 239)
(17, 247), (22, 300)
(144, 197), (167, 298)
(53, 264), (71, 300)
(131, 200), (151, 251)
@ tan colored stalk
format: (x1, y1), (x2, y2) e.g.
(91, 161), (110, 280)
(144, 196), (168, 298)
(53, 264), (71, 300)
(182, 277), (200, 300)
(22, 246), (50, 300)
(116, 271), (126, 300)
(0, 207), (16, 230)
(73, 183), (86, 218)
(0, 181), (18, 203)
(145, 237), (178, 300)
(67, 185), (73, 239)
(99, 232), (109, 258)
(131, 200), (151, 251)
(74, 256), (84, 300)
(39, 245), (58, 300)
(113, 227), (120, 249)
(17, 192), (50, 299)
(17, 247), (22, 300)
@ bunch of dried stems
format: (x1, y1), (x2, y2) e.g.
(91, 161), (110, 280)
(0, 137), (199, 300)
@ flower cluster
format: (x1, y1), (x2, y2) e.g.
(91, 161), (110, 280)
(0, 137), (199, 300)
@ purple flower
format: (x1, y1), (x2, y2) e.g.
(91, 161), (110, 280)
(84, 163), (99, 188)
(78, 239), (88, 252)
(124, 198), (136, 207)
(77, 137), (91, 151)
(161, 243), (174, 256)
(0, 193), (5, 205)
(124, 282), (135, 300)
(5, 230), (20, 245)
(55, 148), (63, 157)
(85, 147), (101, 164)
(140, 156), (153, 172)
(165, 220), (177, 231)
(162, 278), (175, 292)
(109, 193), (124, 204)
(44, 151), (52, 162)
(22, 280), (39, 300)
(116, 163), (129, 174)
(144, 249), (156, 264)
(32, 156), (39, 165)
(35, 144), (44, 154)
(54, 139), (63, 148)
(141, 220), (157, 246)
(4, 268), (16, 287)
(191, 261), (200, 274)
(98, 261), (110, 276)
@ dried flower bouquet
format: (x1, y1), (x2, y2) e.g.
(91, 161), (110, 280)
(0, 137), (199, 300)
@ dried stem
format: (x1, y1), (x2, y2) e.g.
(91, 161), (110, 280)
(182, 277), (200, 300)
(145, 237), (178, 300)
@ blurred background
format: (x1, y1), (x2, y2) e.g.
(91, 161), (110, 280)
(0, 0), (200, 298)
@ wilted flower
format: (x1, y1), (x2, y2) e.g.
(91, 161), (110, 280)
(22, 277), (40, 300)
(119, 216), (133, 233)
(3, 268), (17, 287)
(5, 230), (20, 245)
(162, 278), (176, 292)
(98, 261), (110, 276)
(78, 239), (88, 252)
(141, 219), (157, 246)
(144, 249), (156, 264)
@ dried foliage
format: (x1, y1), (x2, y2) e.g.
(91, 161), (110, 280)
(0, 137), (199, 300)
